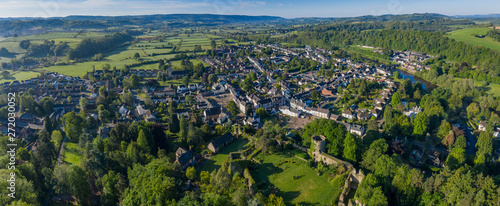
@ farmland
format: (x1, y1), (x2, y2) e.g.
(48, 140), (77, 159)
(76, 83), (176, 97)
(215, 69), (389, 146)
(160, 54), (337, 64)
(447, 27), (500, 51)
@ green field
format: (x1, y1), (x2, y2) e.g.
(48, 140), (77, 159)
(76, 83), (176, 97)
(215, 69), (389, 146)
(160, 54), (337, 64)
(199, 138), (249, 173)
(0, 70), (40, 83)
(251, 153), (345, 205)
(62, 142), (83, 165)
(447, 27), (500, 51)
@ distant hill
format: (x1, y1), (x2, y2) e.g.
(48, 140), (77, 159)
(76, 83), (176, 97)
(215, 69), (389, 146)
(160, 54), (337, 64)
(454, 14), (500, 18)
(62, 14), (284, 22)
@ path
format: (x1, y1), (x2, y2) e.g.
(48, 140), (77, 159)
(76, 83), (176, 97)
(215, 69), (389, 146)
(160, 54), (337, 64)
(57, 136), (67, 165)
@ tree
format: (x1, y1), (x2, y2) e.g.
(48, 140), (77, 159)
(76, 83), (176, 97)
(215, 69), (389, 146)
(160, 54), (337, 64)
(51, 130), (64, 150)
(69, 165), (91, 206)
(101, 171), (123, 206)
(130, 74), (139, 87)
(343, 133), (358, 163)
(79, 98), (88, 112)
(310, 90), (320, 100)
(211, 39), (216, 49)
(412, 112), (429, 139)
(19, 40), (31, 49)
(256, 108), (268, 118)
(200, 170), (210, 184)
(62, 111), (84, 142)
(476, 131), (493, 157)
(1, 70), (10, 79)
(267, 194), (285, 206)
(182, 75), (190, 87)
(137, 129), (150, 153)
(361, 139), (388, 171)
(226, 100), (240, 117)
(120, 92), (134, 106)
(179, 115), (188, 141)
(169, 113), (180, 133)
(134, 52), (140, 59)
(209, 74), (218, 85)
(391, 92), (401, 106)
(122, 159), (181, 205)
(466, 102), (480, 119)
(231, 188), (249, 206)
(186, 167), (196, 180)
(446, 146), (466, 170)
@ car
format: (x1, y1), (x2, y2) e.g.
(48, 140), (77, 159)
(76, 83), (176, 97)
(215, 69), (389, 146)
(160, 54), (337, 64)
(467, 142), (470, 146)
(454, 124), (460, 128)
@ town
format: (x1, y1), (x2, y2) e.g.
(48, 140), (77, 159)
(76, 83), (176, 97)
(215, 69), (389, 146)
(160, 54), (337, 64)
(1, 11), (500, 206)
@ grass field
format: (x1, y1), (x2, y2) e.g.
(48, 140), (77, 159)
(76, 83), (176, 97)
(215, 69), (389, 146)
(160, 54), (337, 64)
(199, 138), (249, 173)
(251, 153), (345, 205)
(447, 27), (500, 51)
(62, 142), (83, 165)
(1, 32), (214, 81)
(0, 70), (40, 83)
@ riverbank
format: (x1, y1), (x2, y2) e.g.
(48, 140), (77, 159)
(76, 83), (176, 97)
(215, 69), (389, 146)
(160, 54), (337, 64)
(392, 68), (437, 91)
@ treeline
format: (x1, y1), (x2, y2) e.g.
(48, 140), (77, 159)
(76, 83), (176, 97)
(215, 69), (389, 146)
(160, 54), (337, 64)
(487, 28), (500, 42)
(25, 40), (69, 57)
(67, 31), (134, 60)
(274, 28), (500, 81)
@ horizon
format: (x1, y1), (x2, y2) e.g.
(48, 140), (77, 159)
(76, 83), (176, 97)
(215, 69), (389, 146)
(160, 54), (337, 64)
(0, 12), (499, 20)
(0, 0), (499, 19)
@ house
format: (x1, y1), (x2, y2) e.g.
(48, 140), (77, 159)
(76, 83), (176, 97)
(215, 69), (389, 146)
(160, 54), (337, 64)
(427, 151), (445, 168)
(478, 121), (487, 131)
(19, 113), (35, 121)
(350, 124), (365, 136)
(243, 116), (260, 128)
(136, 105), (148, 116)
(290, 98), (306, 111)
(357, 111), (370, 120)
(175, 147), (196, 169)
(212, 84), (225, 95)
(279, 106), (300, 117)
(404, 106), (422, 119)
(342, 110), (355, 120)
(370, 109), (379, 118)
(375, 103), (384, 111)
(119, 105), (128, 116)
(207, 132), (235, 153)
(305, 107), (330, 119)
(168, 68), (187, 79)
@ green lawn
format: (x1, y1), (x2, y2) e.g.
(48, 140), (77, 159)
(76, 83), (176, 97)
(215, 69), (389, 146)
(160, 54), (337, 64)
(0, 70), (40, 83)
(251, 153), (345, 205)
(199, 138), (249, 173)
(447, 27), (500, 51)
(63, 142), (83, 165)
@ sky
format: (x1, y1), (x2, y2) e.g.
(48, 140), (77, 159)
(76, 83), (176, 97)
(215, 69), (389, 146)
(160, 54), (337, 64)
(0, 0), (498, 18)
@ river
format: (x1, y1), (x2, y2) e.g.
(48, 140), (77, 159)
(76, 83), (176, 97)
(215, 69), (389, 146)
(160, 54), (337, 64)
(394, 69), (437, 92)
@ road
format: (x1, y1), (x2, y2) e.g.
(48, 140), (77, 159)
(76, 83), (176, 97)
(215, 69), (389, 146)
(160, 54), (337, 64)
(464, 127), (477, 155)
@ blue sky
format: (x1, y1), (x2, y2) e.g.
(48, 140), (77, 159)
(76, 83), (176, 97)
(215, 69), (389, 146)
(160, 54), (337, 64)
(0, 0), (498, 18)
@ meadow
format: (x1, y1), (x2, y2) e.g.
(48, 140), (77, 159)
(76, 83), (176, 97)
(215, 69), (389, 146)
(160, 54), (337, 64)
(0, 70), (40, 83)
(447, 27), (500, 51)
(62, 142), (83, 165)
(1, 32), (216, 80)
(251, 153), (346, 205)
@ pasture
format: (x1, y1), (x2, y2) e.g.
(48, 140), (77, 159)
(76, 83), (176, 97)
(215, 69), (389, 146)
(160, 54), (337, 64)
(447, 27), (500, 51)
